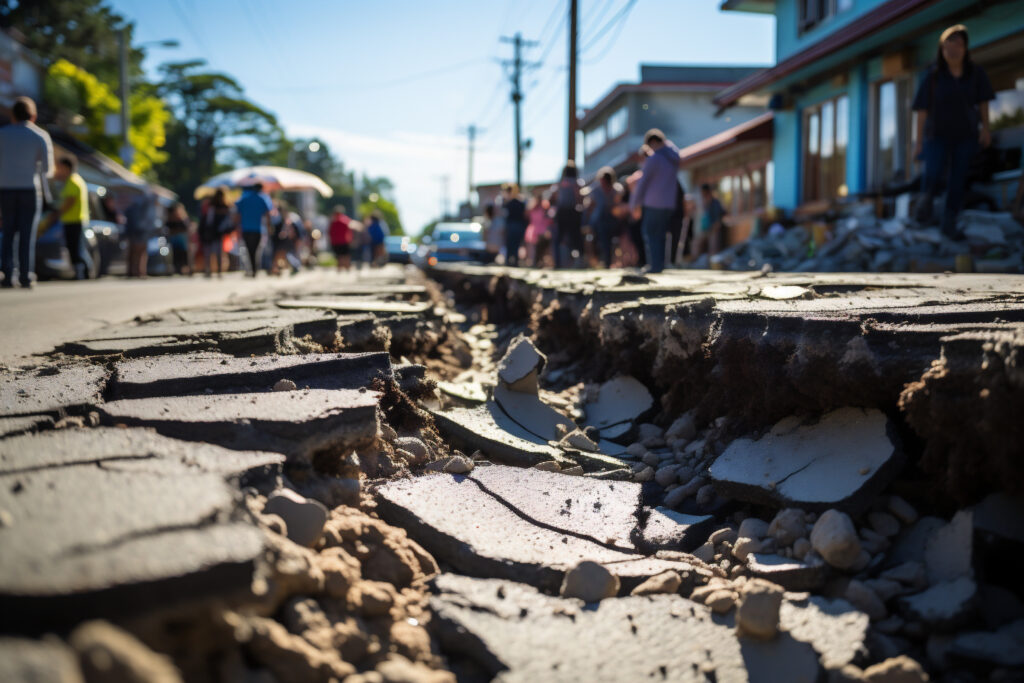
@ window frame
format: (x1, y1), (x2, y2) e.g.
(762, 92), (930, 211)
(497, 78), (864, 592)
(801, 93), (849, 203)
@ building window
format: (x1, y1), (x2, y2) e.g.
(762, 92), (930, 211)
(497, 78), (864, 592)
(799, 0), (851, 33)
(606, 106), (628, 140)
(584, 125), (607, 156)
(870, 78), (914, 189)
(802, 94), (848, 202)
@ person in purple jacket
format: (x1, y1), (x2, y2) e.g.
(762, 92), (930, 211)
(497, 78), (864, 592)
(629, 129), (681, 273)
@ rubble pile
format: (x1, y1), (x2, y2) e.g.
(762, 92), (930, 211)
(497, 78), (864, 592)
(698, 208), (1024, 274)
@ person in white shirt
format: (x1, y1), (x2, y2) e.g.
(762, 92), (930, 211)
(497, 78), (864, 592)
(0, 96), (54, 288)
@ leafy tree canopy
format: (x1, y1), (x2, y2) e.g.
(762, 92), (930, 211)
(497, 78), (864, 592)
(359, 195), (403, 236)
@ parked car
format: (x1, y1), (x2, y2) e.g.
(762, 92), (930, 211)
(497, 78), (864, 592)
(34, 219), (101, 280)
(385, 235), (416, 264)
(413, 221), (492, 267)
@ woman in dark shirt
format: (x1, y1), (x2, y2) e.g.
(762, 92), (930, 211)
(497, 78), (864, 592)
(912, 24), (995, 238)
(503, 183), (527, 267)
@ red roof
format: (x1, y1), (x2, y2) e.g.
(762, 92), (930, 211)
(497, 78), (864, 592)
(678, 112), (774, 166)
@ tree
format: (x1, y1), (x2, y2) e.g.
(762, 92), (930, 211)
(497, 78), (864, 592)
(359, 195), (404, 236)
(44, 59), (169, 176)
(0, 0), (143, 88)
(155, 60), (279, 205)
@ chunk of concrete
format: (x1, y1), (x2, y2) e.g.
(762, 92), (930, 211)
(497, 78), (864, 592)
(497, 335), (545, 394)
(638, 507), (714, 553)
(0, 365), (107, 418)
(899, 577), (977, 629)
(560, 561), (619, 602)
(493, 384), (576, 443)
(60, 335), (216, 357)
(0, 637), (84, 683)
(709, 408), (899, 514)
(811, 509), (862, 570)
(428, 403), (566, 469)
(278, 298), (433, 315)
(109, 352), (392, 399)
(430, 573), (822, 683)
(746, 553), (826, 591)
(582, 376), (654, 430)
(436, 380), (489, 404)
(96, 389), (380, 460)
(949, 619), (1024, 668)
(779, 595), (870, 670)
(924, 510), (973, 585)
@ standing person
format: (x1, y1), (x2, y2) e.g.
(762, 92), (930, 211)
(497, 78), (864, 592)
(123, 192), (154, 278)
(629, 129), (681, 274)
(329, 205), (353, 271)
(484, 201), (504, 263)
(366, 212), (388, 266)
(199, 189), (232, 277)
(621, 171), (645, 268)
(552, 161), (583, 268)
(0, 96), (54, 289)
(912, 24), (995, 238)
(165, 201), (193, 275)
(588, 167), (621, 268)
(235, 183), (272, 277)
(668, 181), (686, 266)
(526, 189), (552, 267)
(696, 183), (726, 258)
(42, 157), (90, 279)
(271, 209), (302, 275)
(503, 183), (527, 267)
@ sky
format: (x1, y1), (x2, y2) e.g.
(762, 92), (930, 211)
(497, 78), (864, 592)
(108, 0), (776, 233)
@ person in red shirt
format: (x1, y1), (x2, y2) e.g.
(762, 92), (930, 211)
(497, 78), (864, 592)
(328, 205), (353, 271)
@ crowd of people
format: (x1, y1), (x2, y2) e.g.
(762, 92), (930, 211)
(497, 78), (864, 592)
(326, 205), (391, 272)
(478, 129), (729, 275)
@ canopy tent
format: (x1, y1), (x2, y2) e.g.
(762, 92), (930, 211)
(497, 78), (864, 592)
(195, 165), (333, 199)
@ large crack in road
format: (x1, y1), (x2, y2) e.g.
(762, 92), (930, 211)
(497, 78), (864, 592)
(1, 264), (1023, 682)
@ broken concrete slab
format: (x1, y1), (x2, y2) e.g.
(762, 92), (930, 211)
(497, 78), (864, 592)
(709, 408), (900, 514)
(582, 375), (654, 430)
(497, 335), (545, 393)
(924, 510), (973, 585)
(778, 595), (870, 670)
(949, 619), (1024, 669)
(96, 389), (380, 460)
(0, 637), (83, 682)
(109, 352), (392, 400)
(899, 577), (977, 629)
(431, 573), (826, 683)
(493, 384), (577, 443)
(278, 298), (433, 315)
(746, 553), (827, 592)
(638, 507), (714, 553)
(436, 380), (489, 405)
(0, 365), (107, 418)
(59, 335), (217, 358)
(0, 443), (264, 631)
(428, 403), (566, 468)
(375, 472), (639, 592)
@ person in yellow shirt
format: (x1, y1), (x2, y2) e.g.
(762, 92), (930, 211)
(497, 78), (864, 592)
(45, 157), (90, 279)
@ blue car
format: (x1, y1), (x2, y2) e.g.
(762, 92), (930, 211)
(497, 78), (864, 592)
(414, 221), (493, 267)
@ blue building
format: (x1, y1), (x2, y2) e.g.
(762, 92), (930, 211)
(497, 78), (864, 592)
(717, 0), (1024, 212)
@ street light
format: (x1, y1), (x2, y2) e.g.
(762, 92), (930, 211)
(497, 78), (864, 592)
(117, 31), (179, 169)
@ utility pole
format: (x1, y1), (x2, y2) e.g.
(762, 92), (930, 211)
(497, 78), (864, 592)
(118, 27), (133, 169)
(501, 33), (539, 188)
(458, 124), (484, 209)
(567, 0), (578, 165)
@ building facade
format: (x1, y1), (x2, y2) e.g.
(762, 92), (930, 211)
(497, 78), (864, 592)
(579, 65), (768, 182)
(718, 0), (1024, 212)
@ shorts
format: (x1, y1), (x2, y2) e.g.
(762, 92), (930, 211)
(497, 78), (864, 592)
(332, 243), (351, 257)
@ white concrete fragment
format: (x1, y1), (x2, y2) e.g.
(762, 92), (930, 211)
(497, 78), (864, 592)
(264, 489), (328, 548)
(582, 376), (653, 430)
(496, 335), (546, 393)
(924, 510), (973, 585)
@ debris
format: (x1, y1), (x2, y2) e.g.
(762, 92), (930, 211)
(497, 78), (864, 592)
(630, 570), (682, 596)
(497, 335), (546, 394)
(736, 578), (784, 639)
(924, 510), (973, 585)
(746, 553), (826, 591)
(810, 509), (863, 570)
(71, 620), (183, 683)
(861, 655), (930, 683)
(899, 577), (977, 629)
(425, 455), (474, 474)
(768, 508), (808, 547)
(888, 496), (919, 525)
(845, 580), (888, 621)
(273, 378), (297, 392)
(264, 489), (329, 548)
(581, 375), (654, 433)
(638, 507), (714, 553)
(948, 618), (1024, 669)
(665, 412), (697, 441)
(709, 408), (900, 514)
(560, 561), (619, 602)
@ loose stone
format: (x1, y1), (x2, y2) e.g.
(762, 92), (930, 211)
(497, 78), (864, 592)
(629, 570), (681, 596)
(560, 561), (620, 602)
(736, 578), (784, 639)
(273, 378), (297, 392)
(810, 509), (862, 570)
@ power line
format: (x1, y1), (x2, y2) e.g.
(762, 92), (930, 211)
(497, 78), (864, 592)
(535, 0), (567, 50)
(580, 0), (638, 54)
(582, 0), (617, 36)
(261, 58), (488, 92)
(535, 10), (567, 67)
(167, 0), (213, 58)
(582, 0), (637, 64)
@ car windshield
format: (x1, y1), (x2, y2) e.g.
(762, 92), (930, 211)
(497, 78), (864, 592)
(434, 223), (481, 243)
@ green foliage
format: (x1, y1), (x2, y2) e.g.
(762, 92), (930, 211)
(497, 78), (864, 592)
(44, 59), (168, 175)
(359, 196), (404, 236)
(0, 0), (144, 87)
(992, 107), (1024, 132)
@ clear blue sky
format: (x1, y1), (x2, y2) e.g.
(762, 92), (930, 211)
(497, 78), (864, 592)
(108, 0), (775, 231)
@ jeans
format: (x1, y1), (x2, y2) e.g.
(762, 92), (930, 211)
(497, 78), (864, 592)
(595, 219), (616, 268)
(242, 232), (263, 274)
(0, 189), (41, 285)
(917, 137), (976, 237)
(553, 208), (581, 268)
(641, 207), (672, 273)
(64, 221), (86, 279)
(505, 221), (525, 267)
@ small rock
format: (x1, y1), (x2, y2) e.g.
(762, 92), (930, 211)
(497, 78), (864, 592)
(792, 537), (811, 560)
(710, 527), (738, 547)
(264, 489), (328, 548)
(880, 561), (926, 588)
(810, 509), (862, 570)
(738, 517), (769, 542)
(860, 527), (890, 555)
(695, 484), (716, 506)
(71, 620), (182, 683)
(533, 460), (561, 472)
(692, 542), (716, 563)
(736, 578), (784, 639)
(634, 466), (655, 483)
(865, 578), (903, 602)
(861, 655), (929, 683)
(638, 423), (664, 441)
(654, 465), (677, 487)
(630, 570), (681, 596)
(849, 549), (872, 573)
(561, 465), (584, 476)
(560, 561), (619, 602)
(869, 512), (901, 538)
(706, 589), (738, 614)
(924, 510), (973, 585)
(394, 437), (430, 465)
(642, 451), (660, 466)
(625, 442), (646, 458)
(845, 579), (888, 621)
(426, 455), (474, 474)
(888, 496), (918, 525)
(379, 423), (398, 443)
(666, 412), (697, 441)
(768, 508), (806, 547)
(732, 537), (762, 562)
(273, 378), (297, 392)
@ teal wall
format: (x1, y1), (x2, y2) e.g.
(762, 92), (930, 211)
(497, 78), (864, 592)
(768, 0), (1024, 210)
